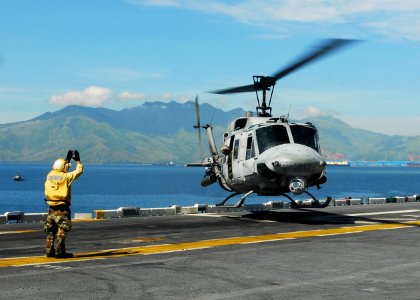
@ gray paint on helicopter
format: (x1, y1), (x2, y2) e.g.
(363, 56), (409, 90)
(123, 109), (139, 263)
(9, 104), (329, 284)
(189, 39), (358, 208)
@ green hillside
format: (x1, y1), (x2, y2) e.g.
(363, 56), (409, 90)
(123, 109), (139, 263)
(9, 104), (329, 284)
(0, 103), (235, 164)
(308, 115), (416, 160)
(0, 102), (418, 163)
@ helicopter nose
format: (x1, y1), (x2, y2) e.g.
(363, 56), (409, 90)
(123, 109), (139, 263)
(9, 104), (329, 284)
(260, 144), (326, 176)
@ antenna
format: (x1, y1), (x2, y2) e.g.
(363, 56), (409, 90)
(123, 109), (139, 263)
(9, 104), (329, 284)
(280, 104), (291, 122)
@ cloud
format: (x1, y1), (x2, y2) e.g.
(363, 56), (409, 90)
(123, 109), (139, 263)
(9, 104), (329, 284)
(364, 13), (420, 41)
(162, 92), (173, 99)
(118, 91), (194, 103)
(119, 91), (146, 101)
(127, 0), (420, 41)
(178, 95), (191, 103)
(302, 106), (327, 117)
(49, 86), (113, 107)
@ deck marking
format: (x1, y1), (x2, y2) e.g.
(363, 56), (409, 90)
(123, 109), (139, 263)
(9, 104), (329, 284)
(346, 209), (420, 216)
(73, 218), (102, 223)
(1, 220), (419, 268)
(0, 230), (38, 235)
(354, 221), (379, 224)
(33, 264), (72, 270)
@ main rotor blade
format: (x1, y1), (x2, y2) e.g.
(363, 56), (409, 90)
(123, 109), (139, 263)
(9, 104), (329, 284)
(271, 38), (357, 81)
(209, 38), (358, 95)
(210, 84), (256, 95)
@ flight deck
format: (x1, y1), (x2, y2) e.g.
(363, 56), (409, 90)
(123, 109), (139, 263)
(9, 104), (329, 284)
(1, 202), (419, 299)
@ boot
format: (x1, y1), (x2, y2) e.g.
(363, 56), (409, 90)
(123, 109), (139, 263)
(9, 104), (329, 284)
(55, 239), (73, 258)
(55, 252), (73, 259)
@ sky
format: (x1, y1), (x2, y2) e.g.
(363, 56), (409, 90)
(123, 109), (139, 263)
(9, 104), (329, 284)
(1, 0), (419, 136)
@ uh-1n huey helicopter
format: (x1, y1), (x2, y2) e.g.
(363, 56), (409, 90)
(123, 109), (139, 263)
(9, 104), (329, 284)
(190, 39), (358, 209)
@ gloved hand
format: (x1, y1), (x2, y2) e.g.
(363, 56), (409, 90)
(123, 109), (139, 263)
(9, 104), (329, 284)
(66, 150), (74, 162)
(73, 150), (80, 161)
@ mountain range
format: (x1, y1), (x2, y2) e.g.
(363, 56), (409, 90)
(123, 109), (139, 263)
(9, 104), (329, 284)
(0, 101), (418, 163)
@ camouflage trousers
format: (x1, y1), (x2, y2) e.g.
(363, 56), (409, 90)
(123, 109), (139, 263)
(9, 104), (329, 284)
(44, 205), (72, 256)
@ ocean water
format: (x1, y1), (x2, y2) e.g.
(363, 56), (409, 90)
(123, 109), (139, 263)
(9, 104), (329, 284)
(1, 164), (419, 214)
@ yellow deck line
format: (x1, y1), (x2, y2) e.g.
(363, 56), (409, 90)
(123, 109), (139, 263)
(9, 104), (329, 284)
(1, 220), (419, 268)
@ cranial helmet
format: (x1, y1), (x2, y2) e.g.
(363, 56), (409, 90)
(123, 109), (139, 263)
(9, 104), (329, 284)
(52, 158), (71, 172)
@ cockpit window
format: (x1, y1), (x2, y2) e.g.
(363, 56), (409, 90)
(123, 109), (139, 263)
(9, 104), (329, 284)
(233, 118), (247, 131)
(290, 124), (319, 151)
(256, 125), (290, 154)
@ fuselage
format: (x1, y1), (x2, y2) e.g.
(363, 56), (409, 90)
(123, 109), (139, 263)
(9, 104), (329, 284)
(218, 115), (327, 195)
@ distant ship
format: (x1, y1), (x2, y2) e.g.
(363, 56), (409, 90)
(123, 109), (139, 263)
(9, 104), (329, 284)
(153, 161), (176, 166)
(407, 162), (420, 167)
(13, 172), (24, 181)
(326, 160), (350, 167)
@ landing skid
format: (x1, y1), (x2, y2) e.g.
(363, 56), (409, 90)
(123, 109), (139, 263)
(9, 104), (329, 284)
(281, 191), (332, 208)
(216, 190), (254, 208)
(216, 190), (332, 209)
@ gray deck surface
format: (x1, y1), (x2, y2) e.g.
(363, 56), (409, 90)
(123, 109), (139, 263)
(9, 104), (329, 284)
(1, 203), (419, 299)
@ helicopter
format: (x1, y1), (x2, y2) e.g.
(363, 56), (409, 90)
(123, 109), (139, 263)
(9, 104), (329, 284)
(190, 39), (358, 208)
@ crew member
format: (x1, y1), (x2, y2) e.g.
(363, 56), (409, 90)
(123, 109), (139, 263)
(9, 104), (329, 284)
(44, 150), (83, 258)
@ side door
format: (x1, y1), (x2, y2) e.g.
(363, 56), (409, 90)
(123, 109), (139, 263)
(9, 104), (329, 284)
(231, 137), (241, 180)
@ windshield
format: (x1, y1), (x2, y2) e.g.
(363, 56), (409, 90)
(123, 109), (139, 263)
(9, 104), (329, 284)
(290, 124), (319, 151)
(256, 125), (290, 154)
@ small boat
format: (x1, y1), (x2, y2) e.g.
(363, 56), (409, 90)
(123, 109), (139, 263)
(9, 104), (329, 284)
(13, 172), (24, 181)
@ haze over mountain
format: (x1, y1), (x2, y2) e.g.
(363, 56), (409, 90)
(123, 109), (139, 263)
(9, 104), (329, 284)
(0, 101), (418, 164)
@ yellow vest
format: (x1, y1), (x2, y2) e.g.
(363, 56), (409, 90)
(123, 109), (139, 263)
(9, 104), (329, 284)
(44, 163), (84, 206)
